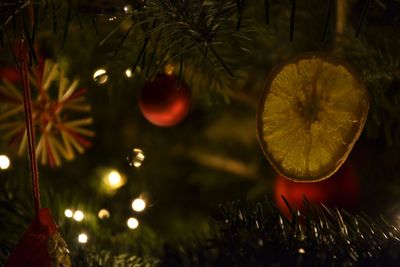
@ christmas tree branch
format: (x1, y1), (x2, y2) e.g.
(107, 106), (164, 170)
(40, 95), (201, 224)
(161, 198), (400, 266)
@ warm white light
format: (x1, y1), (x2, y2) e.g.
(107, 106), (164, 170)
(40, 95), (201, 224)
(164, 64), (175, 76)
(123, 5), (133, 13)
(103, 169), (125, 190)
(93, 68), (108, 84)
(298, 248), (306, 254)
(127, 148), (145, 168)
(64, 209), (73, 218)
(125, 68), (133, 78)
(127, 217), (139, 229)
(108, 171), (121, 185)
(98, 209), (110, 219)
(134, 149), (145, 167)
(132, 198), (146, 212)
(73, 210), (84, 222)
(78, 233), (88, 243)
(0, 155), (10, 170)
(107, 171), (122, 187)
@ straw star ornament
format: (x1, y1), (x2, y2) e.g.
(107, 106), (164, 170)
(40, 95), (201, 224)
(0, 59), (94, 167)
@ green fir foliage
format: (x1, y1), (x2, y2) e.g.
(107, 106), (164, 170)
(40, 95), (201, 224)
(161, 198), (400, 266)
(0, 0), (400, 266)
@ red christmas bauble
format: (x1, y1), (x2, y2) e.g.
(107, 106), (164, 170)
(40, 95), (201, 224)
(0, 66), (20, 83)
(138, 73), (191, 127)
(274, 162), (360, 216)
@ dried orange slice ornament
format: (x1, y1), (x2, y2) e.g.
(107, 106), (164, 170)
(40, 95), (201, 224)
(257, 55), (369, 182)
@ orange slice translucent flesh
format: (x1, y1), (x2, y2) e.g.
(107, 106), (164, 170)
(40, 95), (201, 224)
(259, 57), (369, 182)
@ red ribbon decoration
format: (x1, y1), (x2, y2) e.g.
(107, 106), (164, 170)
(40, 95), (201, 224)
(18, 40), (41, 216)
(5, 208), (58, 267)
(4, 39), (61, 267)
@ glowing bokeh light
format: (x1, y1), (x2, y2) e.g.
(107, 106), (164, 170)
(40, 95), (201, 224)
(127, 148), (145, 168)
(0, 155), (10, 170)
(125, 68), (133, 78)
(93, 68), (108, 84)
(98, 209), (110, 219)
(73, 210), (84, 222)
(104, 170), (124, 189)
(64, 209), (73, 218)
(123, 5), (133, 13)
(127, 217), (139, 229)
(78, 233), (88, 243)
(131, 198), (146, 212)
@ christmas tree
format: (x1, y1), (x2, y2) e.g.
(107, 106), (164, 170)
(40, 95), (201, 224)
(0, 0), (400, 266)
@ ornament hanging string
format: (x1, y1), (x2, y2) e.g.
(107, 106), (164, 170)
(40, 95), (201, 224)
(18, 40), (41, 216)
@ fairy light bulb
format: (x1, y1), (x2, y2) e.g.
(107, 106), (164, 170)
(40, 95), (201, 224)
(123, 5), (133, 13)
(98, 209), (110, 219)
(102, 169), (126, 191)
(78, 233), (88, 243)
(73, 210), (84, 222)
(132, 198), (146, 212)
(298, 248), (306, 254)
(64, 209), (73, 218)
(108, 171), (121, 185)
(0, 155), (10, 170)
(127, 148), (145, 168)
(106, 170), (123, 188)
(127, 217), (139, 229)
(124, 66), (141, 79)
(93, 68), (109, 84)
(164, 64), (175, 76)
(125, 68), (133, 78)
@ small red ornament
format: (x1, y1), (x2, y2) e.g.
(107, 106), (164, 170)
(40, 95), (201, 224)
(5, 208), (71, 267)
(138, 73), (191, 127)
(0, 66), (20, 83)
(274, 162), (360, 216)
